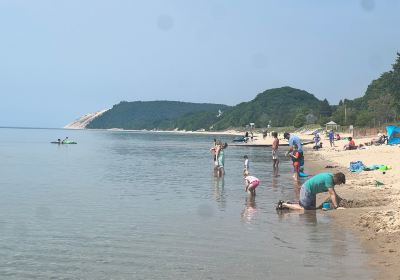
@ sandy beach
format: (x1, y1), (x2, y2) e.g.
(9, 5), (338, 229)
(304, 135), (400, 279)
(243, 130), (400, 279)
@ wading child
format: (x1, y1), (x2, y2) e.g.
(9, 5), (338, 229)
(210, 138), (217, 162)
(243, 170), (260, 196)
(272, 131), (279, 175)
(243, 155), (249, 172)
(289, 144), (300, 181)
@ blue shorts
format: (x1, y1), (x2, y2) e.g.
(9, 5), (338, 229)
(299, 185), (316, 210)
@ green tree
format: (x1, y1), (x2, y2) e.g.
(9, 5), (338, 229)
(258, 113), (270, 127)
(331, 103), (357, 126)
(355, 111), (373, 127)
(293, 113), (306, 128)
(368, 93), (396, 126)
(319, 98), (332, 117)
(319, 116), (330, 127)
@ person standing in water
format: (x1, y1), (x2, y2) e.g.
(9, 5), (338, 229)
(284, 132), (304, 172)
(215, 142), (228, 177)
(271, 131), (279, 176)
(243, 155), (249, 172)
(289, 144), (301, 181)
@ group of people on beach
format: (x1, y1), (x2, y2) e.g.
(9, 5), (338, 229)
(211, 131), (347, 212)
(243, 131), (280, 196)
(343, 133), (388, 150)
(281, 131), (347, 210)
(282, 131), (346, 210)
(313, 129), (388, 151)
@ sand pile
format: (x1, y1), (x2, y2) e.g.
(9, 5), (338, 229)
(359, 210), (400, 233)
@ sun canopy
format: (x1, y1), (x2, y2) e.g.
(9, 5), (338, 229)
(325, 121), (338, 131)
(386, 125), (400, 145)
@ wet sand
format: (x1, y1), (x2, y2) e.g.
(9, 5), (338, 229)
(304, 139), (400, 280)
(234, 131), (400, 279)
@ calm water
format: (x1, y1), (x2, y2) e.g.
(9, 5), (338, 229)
(0, 128), (373, 279)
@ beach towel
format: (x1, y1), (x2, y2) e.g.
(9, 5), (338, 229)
(366, 164), (385, 170)
(378, 165), (391, 171)
(348, 161), (366, 172)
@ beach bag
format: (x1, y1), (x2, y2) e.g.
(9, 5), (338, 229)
(348, 161), (366, 172)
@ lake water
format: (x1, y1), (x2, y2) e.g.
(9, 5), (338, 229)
(0, 128), (373, 279)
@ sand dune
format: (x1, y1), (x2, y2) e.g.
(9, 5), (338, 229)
(64, 109), (108, 129)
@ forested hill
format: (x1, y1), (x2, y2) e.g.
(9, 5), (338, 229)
(78, 53), (400, 130)
(328, 52), (400, 127)
(211, 86), (327, 129)
(86, 101), (230, 130)
(84, 87), (329, 130)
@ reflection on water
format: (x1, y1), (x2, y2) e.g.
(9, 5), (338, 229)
(293, 179), (302, 200)
(241, 195), (257, 223)
(213, 177), (226, 210)
(0, 128), (374, 279)
(277, 210), (317, 226)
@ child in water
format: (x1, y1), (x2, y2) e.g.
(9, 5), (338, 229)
(215, 141), (228, 177)
(289, 144), (301, 181)
(243, 155), (249, 172)
(210, 138), (217, 162)
(243, 170), (260, 196)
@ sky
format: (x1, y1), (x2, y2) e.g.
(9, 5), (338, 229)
(0, 0), (399, 128)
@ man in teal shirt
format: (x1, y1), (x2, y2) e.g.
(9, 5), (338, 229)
(278, 172), (346, 210)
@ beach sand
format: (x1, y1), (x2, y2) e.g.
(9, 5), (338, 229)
(225, 130), (400, 279)
(303, 136), (400, 279)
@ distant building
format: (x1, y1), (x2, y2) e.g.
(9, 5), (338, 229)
(325, 121), (339, 131)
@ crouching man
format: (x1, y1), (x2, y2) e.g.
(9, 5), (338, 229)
(278, 172), (346, 210)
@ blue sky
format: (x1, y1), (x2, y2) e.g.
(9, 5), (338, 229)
(0, 0), (399, 128)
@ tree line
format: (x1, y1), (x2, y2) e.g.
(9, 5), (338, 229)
(86, 53), (400, 131)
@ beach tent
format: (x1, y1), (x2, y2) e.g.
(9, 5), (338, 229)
(325, 121), (339, 131)
(386, 125), (400, 145)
